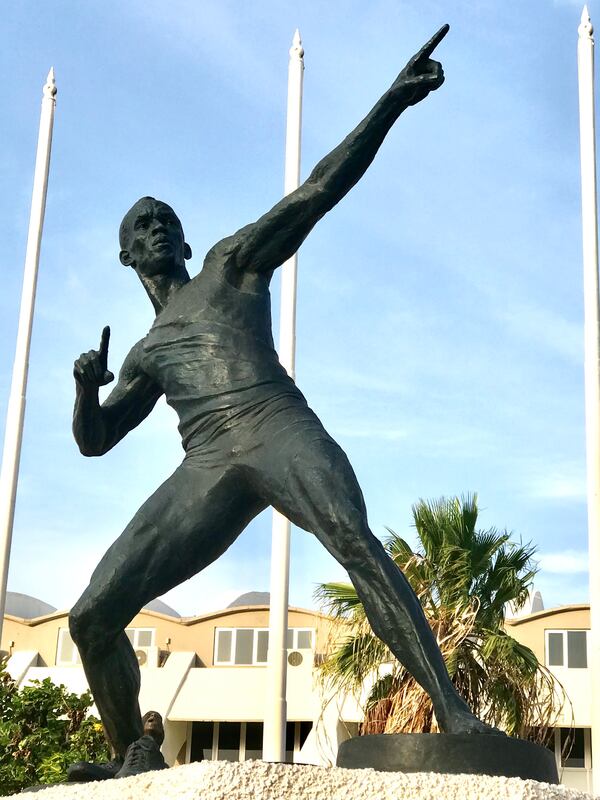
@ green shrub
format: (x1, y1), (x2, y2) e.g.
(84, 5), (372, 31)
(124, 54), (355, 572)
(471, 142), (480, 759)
(0, 664), (109, 795)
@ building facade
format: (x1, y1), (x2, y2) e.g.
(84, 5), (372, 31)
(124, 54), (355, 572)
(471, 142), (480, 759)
(506, 604), (592, 794)
(0, 594), (360, 768)
(0, 593), (593, 791)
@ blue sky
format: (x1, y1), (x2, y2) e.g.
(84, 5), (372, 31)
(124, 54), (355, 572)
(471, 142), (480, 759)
(0, 0), (593, 616)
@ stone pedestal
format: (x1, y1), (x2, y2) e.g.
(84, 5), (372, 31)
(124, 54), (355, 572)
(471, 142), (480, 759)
(336, 733), (558, 784)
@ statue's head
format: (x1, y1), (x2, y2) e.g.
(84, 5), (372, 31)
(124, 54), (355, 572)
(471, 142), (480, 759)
(119, 196), (192, 279)
(142, 710), (165, 746)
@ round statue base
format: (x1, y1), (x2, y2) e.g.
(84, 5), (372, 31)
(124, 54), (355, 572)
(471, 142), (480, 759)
(336, 733), (558, 784)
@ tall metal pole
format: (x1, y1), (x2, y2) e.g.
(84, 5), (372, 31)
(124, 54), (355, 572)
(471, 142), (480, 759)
(0, 68), (56, 643)
(263, 30), (304, 763)
(578, 7), (600, 793)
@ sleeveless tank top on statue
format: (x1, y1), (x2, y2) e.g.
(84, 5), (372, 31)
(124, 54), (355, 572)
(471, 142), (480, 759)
(140, 262), (298, 448)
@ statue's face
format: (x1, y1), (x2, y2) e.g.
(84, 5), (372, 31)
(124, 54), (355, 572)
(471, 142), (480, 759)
(120, 199), (189, 278)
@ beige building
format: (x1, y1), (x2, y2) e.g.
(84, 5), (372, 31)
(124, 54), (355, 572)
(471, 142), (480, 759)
(0, 591), (359, 768)
(506, 604), (592, 794)
(0, 591), (593, 791)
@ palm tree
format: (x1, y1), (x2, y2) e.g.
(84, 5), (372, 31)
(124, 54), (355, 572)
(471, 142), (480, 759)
(315, 494), (564, 742)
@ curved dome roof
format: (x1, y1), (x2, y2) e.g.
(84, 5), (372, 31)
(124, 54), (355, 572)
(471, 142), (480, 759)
(5, 592), (56, 619)
(143, 598), (181, 618)
(228, 591), (270, 608)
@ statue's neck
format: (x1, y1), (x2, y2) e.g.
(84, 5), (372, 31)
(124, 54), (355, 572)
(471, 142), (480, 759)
(138, 268), (191, 315)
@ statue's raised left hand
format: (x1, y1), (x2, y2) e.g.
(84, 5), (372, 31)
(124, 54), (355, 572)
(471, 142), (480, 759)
(394, 24), (449, 106)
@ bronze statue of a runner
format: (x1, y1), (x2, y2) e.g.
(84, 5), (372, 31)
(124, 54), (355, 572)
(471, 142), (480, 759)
(68, 25), (496, 781)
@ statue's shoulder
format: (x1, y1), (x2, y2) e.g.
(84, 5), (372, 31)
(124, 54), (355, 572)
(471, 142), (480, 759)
(122, 337), (147, 370)
(201, 235), (238, 276)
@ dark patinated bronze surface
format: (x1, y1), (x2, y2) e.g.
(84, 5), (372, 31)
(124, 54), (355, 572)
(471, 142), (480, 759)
(68, 26), (500, 776)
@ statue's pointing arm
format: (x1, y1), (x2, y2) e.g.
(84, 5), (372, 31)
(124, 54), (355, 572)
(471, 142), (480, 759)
(73, 328), (162, 456)
(226, 25), (448, 274)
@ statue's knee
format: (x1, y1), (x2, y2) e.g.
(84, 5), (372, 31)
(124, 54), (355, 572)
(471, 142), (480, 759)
(69, 598), (102, 655)
(339, 504), (367, 537)
(331, 506), (374, 569)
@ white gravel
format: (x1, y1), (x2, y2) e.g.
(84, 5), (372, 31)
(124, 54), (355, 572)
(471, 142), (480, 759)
(15, 761), (596, 800)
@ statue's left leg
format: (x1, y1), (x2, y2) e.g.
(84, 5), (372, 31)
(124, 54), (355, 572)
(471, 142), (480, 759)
(256, 428), (495, 735)
(69, 456), (265, 765)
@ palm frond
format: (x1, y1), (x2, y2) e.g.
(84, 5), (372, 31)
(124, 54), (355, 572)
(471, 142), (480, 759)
(316, 494), (554, 742)
(313, 582), (363, 620)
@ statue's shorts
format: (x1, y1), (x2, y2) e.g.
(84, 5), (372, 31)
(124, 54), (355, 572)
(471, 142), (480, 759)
(75, 390), (377, 632)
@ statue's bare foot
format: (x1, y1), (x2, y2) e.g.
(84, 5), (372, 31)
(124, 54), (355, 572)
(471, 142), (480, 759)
(439, 700), (506, 736)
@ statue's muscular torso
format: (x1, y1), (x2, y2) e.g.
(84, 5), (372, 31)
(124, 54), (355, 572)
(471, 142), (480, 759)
(137, 246), (301, 449)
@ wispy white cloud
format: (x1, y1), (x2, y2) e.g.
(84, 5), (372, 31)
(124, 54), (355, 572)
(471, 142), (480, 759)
(525, 464), (586, 501)
(498, 302), (582, 365)
(538, 550), (589, 574)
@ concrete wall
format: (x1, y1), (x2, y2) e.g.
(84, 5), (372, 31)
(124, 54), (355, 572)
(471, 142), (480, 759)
(169, 653), (317, 723)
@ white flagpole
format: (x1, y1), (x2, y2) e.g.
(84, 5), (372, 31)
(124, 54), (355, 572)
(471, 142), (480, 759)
(0, 68), (57, 643)
(263, 30), (304, 763)
(578, 6), (600, 792)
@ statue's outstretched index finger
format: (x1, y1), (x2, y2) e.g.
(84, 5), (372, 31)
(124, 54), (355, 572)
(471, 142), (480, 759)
(99, 326), (111, 363)
(411, 24), (450, 65)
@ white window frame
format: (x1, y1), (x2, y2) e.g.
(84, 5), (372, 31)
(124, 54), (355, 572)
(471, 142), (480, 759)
(288, 628), (315, 650)
(549, 726), (592, 784)
(188, 720), (313, 763)
(545, 629), (589, 669)
(56, 627), (81, 666)
(57, 626), (156, 666)
(214, 628), (270, 666)
(214, 627), (315, 665)
(125, 627), (156, 649)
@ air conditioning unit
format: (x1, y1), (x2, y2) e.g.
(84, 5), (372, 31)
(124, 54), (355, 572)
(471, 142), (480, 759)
(287, 650), (304, 667)
(135, 646), (160, 667)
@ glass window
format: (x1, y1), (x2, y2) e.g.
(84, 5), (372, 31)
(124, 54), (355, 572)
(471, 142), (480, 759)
(561, 728), (586, 768)
(137, 630), (153, 647)
(299, 721), (313, 748)
(217, 630), (232, 663)
(214, 627), (313, 665)
(190, 722), (214, 762)
(189, 720), (314, 764)
(567, 631), (587, 668)
(244, 722), (263, 761)
(297, 630), (313, 649)
(124, 628), (155, 649)
(287, 628), (315, 650)
(256, 630), (269, 663)
(546, 630), (588, 669)
(59, 631), (74, 663)
(547, 633), (564, 666)
(214, 629), (269, 665)
(235, 630), (254, 665)
(56, 629), (81, 665)
(285, 721), (295, 763)
(218, 722), (241, 762)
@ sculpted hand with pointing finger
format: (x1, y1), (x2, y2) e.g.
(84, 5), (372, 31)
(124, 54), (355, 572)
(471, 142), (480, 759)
(394, 24), (448, 106)
(72, 323), (161, 457)
(73, 326), (114, 390)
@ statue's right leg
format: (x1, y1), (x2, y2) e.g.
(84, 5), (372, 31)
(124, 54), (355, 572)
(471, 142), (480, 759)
(69, 455), (265, 764)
